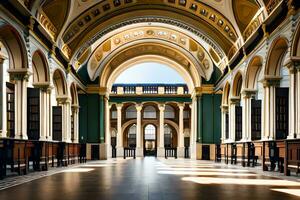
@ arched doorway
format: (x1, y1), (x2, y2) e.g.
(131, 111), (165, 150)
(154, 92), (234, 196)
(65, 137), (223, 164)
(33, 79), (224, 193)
(144, 124), (157, 156)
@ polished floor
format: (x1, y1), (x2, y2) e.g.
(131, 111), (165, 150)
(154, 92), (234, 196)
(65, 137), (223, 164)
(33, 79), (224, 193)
(0, 158), (300, 200)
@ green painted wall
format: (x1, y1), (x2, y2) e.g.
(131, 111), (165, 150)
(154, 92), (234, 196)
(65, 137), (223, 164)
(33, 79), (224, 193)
(197, 94), (222, 144)
(109, 96), (191, 103)
(79, 94), (105, 143)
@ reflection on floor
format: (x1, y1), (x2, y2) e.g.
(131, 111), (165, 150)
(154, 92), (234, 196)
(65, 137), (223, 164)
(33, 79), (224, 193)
(0, 157), (300, 200)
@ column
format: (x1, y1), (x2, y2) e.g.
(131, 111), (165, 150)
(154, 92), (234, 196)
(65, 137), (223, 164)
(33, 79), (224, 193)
(197, 95), (203, 143)
(229, 99), (236, 142)
(9, 70), (30, 140)
(242, 90), (254, 141)
(135, 104), (143, 156)
(190, 96), (197, 159)
(116, 103), (123, 157)
(72, 105), (79, 143)
(0, 54), (5, 137)
(296, 65), (300, 138)
(47, 87), (52, 140)
(177, 103), (185, 157)
(262, 79), (278, 140)
(59, 97), (72, 143)
(286, 61), (296, 139)
(105, 98), (111, 158)
(39, 87), (49, 141)
(157, 104), (165, 157)
(221, 105), (228, 142)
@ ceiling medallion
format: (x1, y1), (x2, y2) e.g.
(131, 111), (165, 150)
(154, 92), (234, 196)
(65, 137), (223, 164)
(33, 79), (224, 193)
(146, 30), (154, 35)
(114, 38), (121, 45)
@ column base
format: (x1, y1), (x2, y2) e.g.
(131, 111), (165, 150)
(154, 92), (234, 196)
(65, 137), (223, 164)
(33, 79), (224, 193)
(15, 135), (28, 140)
(297, 134), (300, 139)
(116, 147), (124, 157)
(99, 143), (107, 160)
(287, 134), (297, 139)
(136, 147), (144, 157)
(177, 147), (185, 158)
(39, 136), (47, 141)
(157, 147), (165, 157)
(189, 144), (197, 159)
(106, 144), (112, 159)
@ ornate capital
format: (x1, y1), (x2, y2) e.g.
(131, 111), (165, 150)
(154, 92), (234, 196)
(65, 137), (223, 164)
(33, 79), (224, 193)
(8, 68), (31, 82)
(262, 76), (281, 87)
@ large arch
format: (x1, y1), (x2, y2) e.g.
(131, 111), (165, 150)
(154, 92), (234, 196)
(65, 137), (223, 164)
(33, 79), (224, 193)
(0, 21), (28, 70)
(52, 69), (68, 97)
(231, 71), (243, 97)
(265, 37), (289, 76)
(291, 21), (300, 57)
(104, 55), (197, 93)
(244, 56), (263, 89)
(222, 82), (230, 106)
(32, 50), (50, 85)
(70, 82), (78, 105)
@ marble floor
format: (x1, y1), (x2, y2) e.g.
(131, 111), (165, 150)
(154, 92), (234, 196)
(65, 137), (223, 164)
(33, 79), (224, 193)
(0, 157), (300, 200)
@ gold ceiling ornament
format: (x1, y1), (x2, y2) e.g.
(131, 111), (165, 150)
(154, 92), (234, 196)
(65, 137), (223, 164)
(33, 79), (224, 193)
(62, 44), (72, 59)
(38, 10), (57, 39)
(87, 26), (214, 77)
(61, 0), (237, 52)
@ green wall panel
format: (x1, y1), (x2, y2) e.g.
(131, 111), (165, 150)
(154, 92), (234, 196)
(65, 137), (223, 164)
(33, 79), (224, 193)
(79, 95), (88, 143)
(87, 94), (100, 143)
(213, 94), (222, 144)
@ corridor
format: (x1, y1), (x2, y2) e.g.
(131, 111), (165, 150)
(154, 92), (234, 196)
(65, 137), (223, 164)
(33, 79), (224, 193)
(0, 158), (300, 200)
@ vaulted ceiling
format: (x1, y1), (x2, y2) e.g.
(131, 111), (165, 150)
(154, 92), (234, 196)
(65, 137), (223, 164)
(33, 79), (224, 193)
(21, 0), (274, 75)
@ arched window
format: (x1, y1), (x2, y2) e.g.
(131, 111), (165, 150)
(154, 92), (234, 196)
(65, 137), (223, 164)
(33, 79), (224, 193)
(143, 106), (156, 119)
(126, 105), (137, 119)
(127, 124), (136, 147)
(164, 124), (173, 148)
(145, 124), (156, 140)
(164, 105), (175, 118)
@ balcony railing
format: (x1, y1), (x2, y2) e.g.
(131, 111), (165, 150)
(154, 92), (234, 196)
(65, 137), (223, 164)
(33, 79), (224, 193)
(111, 84), (189, 95)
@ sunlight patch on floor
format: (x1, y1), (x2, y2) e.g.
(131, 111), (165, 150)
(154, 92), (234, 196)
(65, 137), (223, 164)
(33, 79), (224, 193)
(158, 171), (256, 176)
(271, 189), (300, 197)
(182, 177), (300, 186)
(62, 168), (94, 173)
(157, 167), (249, 172)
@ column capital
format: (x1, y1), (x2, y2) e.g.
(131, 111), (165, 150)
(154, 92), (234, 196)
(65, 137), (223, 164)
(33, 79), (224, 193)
(158, 104), (165, 111)
(32, 82), (51, 91)
(0, 53), (6, 64)
(262, 76), (281, 87)
(221, 105), (228, 112)
(8, 68), (31, 81)
(229, 96), (240, 105)
(241, 89), (257, 98)
(116, 103), (123, 110)
(135, 104), (143, 111)
(177, 103), (185, 109)
(56, 95), (71, 104)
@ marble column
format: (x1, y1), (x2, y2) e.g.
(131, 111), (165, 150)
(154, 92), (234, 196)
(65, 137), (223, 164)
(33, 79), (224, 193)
(39, 86), (49, 141)
(135, 104), (143, 156)
(286, 61), (297, 139)
(105, 98), (111, 158)
(9, 70), (30, 140)
(229, 98), (238, 142)
(190, 96), (197, 159)
(262, 79), (279, 140)
(297, 65), (300, 138)
(241, 90), (255, 141)
(157, 104), (165, 157)
(0, 54), (5, 137)
(72, 105), (79, 143)
(177, 103), (185, 157)
(221, 105), (228, 143)
(58, 97), (72, 143)
(116, 103), (123, 157)
(46, 87), (52, 141)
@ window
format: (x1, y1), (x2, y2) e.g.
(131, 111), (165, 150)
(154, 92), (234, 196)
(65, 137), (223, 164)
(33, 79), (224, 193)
(53, 106), (62, 141)
(164, 105), (175, 118)
(126, 105), (137, 119)
(27, 88), (40, 140)
(225, 113), (229, 139)
(251, 99), (261, 140)
(276, 88), (289, 139)
(128, 124), (136, 147)
(144, 106), (156, 119)
(183, 110), (190, 119)
(145, 124), (156, 140)
(6, 83), (15, 138)
(235, 106), (242, 141)
(111, 110), (117, 119)
(164, 124), (174, 147)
